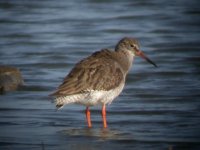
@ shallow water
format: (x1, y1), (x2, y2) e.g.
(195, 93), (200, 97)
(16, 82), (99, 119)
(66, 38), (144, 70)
(0, 0), (200, 150)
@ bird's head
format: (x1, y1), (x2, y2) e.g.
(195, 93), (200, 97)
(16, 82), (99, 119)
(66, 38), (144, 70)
(115, 37), (157, 67)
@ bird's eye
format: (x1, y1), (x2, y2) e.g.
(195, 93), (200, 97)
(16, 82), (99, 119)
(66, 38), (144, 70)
(130, 44), (135, 48)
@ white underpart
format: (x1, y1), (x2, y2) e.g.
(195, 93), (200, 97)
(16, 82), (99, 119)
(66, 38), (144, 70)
(55, 82), (125, 108)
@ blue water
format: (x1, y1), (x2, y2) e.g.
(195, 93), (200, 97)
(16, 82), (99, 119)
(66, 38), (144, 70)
(0, 0), (200, 150)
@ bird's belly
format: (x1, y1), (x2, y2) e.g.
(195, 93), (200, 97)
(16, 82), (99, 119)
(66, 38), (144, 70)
(77, 82), (125, 106)
(56, 82), (125, 107)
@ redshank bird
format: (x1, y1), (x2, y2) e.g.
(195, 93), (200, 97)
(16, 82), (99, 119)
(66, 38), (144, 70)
(50, 37), (157, 128)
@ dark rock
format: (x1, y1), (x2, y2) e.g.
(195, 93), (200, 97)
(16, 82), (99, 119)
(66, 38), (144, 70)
(0, 65), (24, 94)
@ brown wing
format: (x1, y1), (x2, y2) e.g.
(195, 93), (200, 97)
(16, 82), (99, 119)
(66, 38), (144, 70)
(51, 49), (124, 97)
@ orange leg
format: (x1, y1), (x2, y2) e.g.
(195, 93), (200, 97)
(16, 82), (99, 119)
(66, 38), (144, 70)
(102, 104), (107, 128)
(85, 107), (92, 128)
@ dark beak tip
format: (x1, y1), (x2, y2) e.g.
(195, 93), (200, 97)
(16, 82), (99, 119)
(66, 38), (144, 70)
(147, 59), (157, 68)
(154, 63), (158, 68)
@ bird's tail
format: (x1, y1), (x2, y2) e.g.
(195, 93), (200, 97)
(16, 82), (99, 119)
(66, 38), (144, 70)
(54, 94), (82, 110)
(55, 96), (68, 110)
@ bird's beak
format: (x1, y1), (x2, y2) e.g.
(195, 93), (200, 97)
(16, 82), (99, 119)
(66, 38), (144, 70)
(136, 50), (157, 67)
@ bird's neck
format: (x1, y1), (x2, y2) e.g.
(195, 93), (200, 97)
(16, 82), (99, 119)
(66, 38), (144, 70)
(115, 50), (134, 74)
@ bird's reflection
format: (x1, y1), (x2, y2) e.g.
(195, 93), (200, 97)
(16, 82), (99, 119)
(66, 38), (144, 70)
(61, 127), (130, 140)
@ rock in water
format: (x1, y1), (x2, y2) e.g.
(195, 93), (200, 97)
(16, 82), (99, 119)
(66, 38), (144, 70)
(0, 65), (24, 94)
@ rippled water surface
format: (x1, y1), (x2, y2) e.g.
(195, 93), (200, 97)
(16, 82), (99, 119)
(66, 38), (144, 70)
(0, 0), (200, 150)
